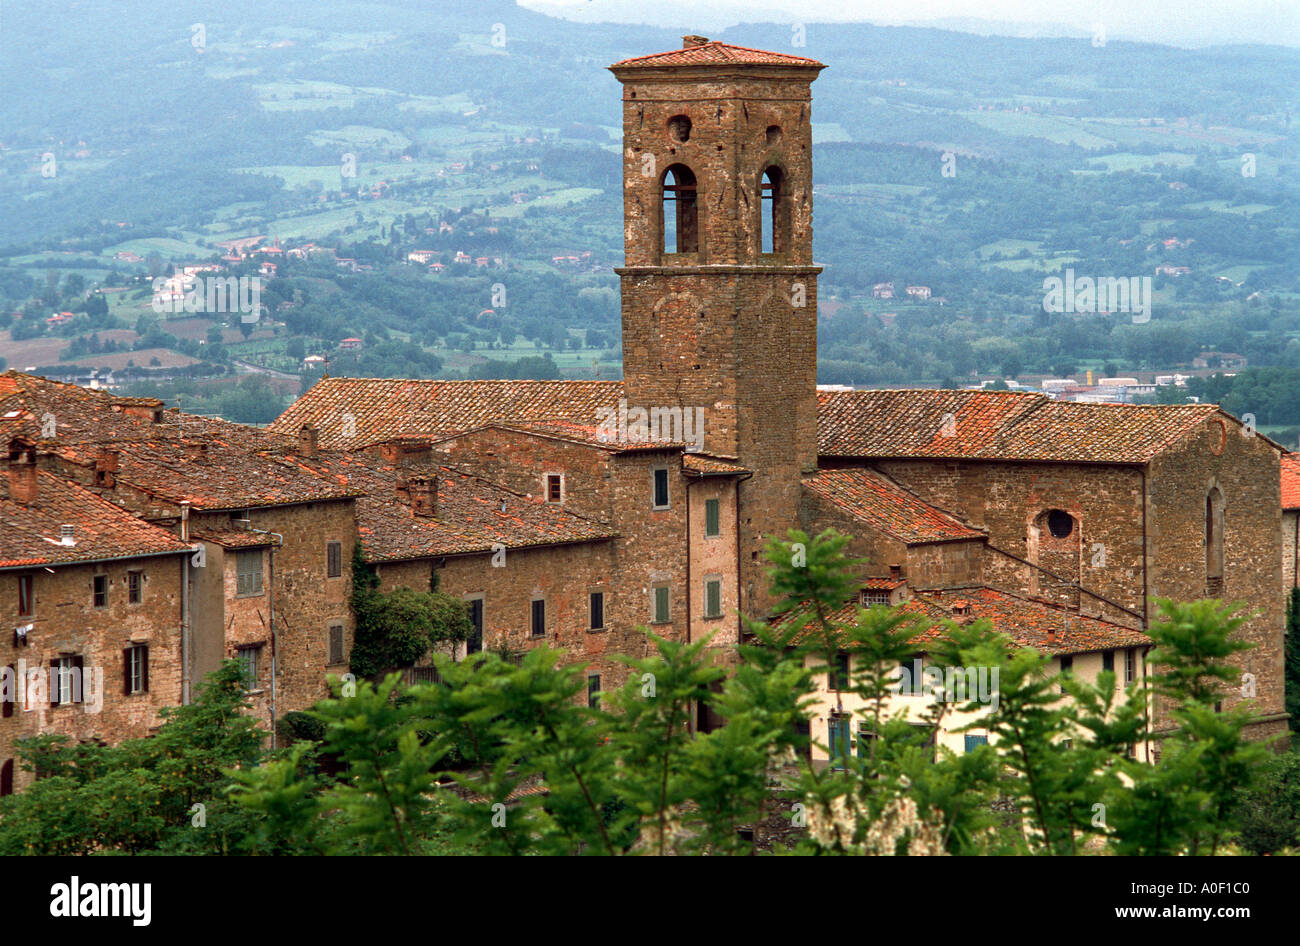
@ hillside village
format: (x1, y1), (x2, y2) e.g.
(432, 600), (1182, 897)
(0, 36), (1292, 796)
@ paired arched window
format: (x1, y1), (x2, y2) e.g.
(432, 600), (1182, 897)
(1206, 487), (1224, 593)
(661, 164), (698, 254)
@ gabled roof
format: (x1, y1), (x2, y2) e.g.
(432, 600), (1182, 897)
(269, 378), (624, 451)
(0, 471), (192, 569)
(611, 40), (825, 70)
(817, 389), (1228, 464)
(438, 420), (687, 454)
(276, 451), (617, 562)
(1283, 453), (1300, 510)
(774, 585), (1150, 658)
(803, 468), (983, 544)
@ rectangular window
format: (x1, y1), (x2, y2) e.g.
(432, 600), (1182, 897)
(530, 598), (545, 638)
(545, 474), (563, 503)
(856, 724), (877, 759)
(652, 468), (670, 509)
(124, 645), (149, 695)
(127, 571), (142, 604)
(237, 645), (262, 690)
(860, 590), (890, 607)
(17, 574), (33, 617)
(467, 598), (484, 654)
(328, 625), (344, 665)
(236, 550), (264, 597)
(589, 592), (604, 631)
(704, 578), (722, 618)
(1102, 650), (1114, 674)
(1125, 648), (1136, 685)
(652, 585), (670, 623)
(830, 651), (850, 691)
(964, 733), (989, 753)
(1059, 655), (1073, 694)
(51, 655), (83, 706)
(327, 541), (342, 578)
(92, 575), (108, 608)
(704, 498), (720, 537)
(587, 673), (601, 709)
(898, 657), (925, 696)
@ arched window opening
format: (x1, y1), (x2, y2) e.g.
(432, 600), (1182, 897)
(1206, 488), (1224, 594)
(761, 166), (787, 255)
(661, 164), (698, 255)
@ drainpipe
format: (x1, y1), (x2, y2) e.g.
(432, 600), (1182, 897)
(247, 526), (283, 749)
(1140, 467), (1149, 628)
(180, 502), (191, 705)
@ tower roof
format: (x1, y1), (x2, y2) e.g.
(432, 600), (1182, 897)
(610, 36), (825, 73)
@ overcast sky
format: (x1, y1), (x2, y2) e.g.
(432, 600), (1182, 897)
(520, 0), (1300, 48)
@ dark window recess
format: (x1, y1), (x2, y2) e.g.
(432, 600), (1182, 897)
(530, 599), (546, 638)
(0, 759), (12, 797)
(17, 574), (33, 617)
(1102, 651), (1114, 674)
(546, 474), (563, 503)
(653, 468), (670, 508)
(1059, 655), (1073, 693)
(328, 625), (344, 665)
(828, 715), (851, 768)
(1046, 509), (1074, 538)
(1, 667), (13, 718)
(589, 592), (604, 630)
(123, 645), (149, 695)
(128, 571), (142, 604)
(587, 674), (601, 709)
(93, 575), (108, 608)
(467, 599), (484, 653)
(327, 542), (342, 578)
(704, 498), (720, 537)
(830, 651), (850, 690)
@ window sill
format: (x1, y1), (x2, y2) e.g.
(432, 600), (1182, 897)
(588, 626), (606, 633)
(702, 613), (723, 621)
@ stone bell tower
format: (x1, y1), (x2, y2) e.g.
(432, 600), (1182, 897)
(610, 36), (825, 617)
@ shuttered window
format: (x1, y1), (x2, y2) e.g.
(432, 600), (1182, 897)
(236, 550), (263, 597)
(328, 625), (344, 666)
(704, 579), (722, 618)
(704, 498), (720, 537)
(124, 645), (149, 694)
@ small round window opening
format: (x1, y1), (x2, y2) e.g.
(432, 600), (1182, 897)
(1046, 509), (1074, 539)
(667, 115), (692, 143)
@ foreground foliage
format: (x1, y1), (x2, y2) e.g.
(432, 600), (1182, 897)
(0, 529), (1289, 855)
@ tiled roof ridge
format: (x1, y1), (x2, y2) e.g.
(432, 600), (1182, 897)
(861, 465), (986, 535)
(611, 40), (825, 68)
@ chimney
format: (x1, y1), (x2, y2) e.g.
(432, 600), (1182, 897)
(94, 448), (118, 488)
(7, 438), (37, 505)
(298, 423), (319, 457)
(888, 563), (903, 581)
(408, 475), (437, 517)
(184, 440), (209, 461)
(683, 34), (709, 47)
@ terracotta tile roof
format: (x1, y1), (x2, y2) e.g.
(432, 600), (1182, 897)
(774, 585), (1149, 658)
(269, 378), (625, 450)
(0, 471), (193, 568)
(611, 41), (825, 70)
(0, 371), (169, 445)
(683, 454), (749, 476)
(52, 437), (359, 511)
(817, 389), (1224, 464)
(465, 421), (687, 453)
(278, 451), (617, 562)
(861, 577), (906, 590)
(1282, 454), (1300, 510)
(189, 528), (278, 549)
(803, 468), (984, 544)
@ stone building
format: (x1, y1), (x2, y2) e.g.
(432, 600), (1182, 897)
(0, 37), (1288, 790)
